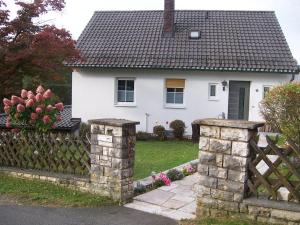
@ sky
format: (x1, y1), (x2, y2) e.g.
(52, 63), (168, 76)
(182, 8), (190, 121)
(6, 0), (300, 63)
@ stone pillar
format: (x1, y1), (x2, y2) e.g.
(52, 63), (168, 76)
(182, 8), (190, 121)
(195, 119), (264, 217)
(89, 119), (139, 204)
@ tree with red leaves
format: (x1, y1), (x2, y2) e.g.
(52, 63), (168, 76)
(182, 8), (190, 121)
(0, 0), (79, 106)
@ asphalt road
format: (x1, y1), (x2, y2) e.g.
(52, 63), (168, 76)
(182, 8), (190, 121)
(0, 205), (177, 225)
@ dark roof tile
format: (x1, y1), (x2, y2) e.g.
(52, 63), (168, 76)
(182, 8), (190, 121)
(68, 10), (298, 73)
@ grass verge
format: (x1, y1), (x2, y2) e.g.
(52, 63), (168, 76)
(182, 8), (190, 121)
(134, 140), (198, 180)
(181, 218), (268, 225)
(0, 173), (114, 207)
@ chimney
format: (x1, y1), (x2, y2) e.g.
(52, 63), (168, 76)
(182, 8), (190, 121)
(163, 0), (175, 37)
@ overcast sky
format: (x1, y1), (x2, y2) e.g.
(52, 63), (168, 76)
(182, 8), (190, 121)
(7, 0), (300, 63)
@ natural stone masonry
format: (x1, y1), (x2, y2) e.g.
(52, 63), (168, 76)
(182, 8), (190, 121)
(89, 119), (139, 204)
(195, 119), (300, 225)
(195, 119), (264, 218)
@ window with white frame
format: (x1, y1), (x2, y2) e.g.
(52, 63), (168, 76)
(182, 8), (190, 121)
(208, 83), (218, 100)
(117, 79), (135, 103)
(263, 85), (272, 98)
(165, 79), (185, 105)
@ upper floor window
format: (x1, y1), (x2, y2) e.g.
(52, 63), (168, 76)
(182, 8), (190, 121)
(166, 79), (185, 105)
(117, 79), (135, 103)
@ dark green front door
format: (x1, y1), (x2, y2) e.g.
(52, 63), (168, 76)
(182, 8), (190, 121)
(228, 81), (250, 120)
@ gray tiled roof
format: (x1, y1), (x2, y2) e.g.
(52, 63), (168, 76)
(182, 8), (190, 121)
(68, 10), (298, 73)
(0, 106), (81, 132)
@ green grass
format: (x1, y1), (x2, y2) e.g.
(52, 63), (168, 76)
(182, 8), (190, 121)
(0, 173), (114, 207)
(181, 218), (268, 225)
(134, 140), (198, 180)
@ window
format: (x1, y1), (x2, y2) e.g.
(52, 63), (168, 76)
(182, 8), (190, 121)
(263, 85), (272, 98)
(117, 79), (135, 103)
(189, 31), (201, 39)
(165, 79), (185, 106)
(209, 83), (218, 100)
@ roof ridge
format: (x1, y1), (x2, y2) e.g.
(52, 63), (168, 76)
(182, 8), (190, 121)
(94, 10), (275, 13)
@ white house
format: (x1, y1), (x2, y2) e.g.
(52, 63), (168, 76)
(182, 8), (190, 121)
(69, 0), (299, 134)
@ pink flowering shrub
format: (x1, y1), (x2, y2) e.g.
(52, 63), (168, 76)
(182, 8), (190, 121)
(152, 172), (172, 188)
(3, 85), (64, 133)
(182, 164), (196, 176)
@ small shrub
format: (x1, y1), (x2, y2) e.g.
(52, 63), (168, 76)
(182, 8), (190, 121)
(182, 164), (196, 176)
(167, 169), (184, 181)
(134, 182), (147, 195)
(137, 131), (152, 141)
(79, 123), (90, 139)
(153, 179), (165, 188)
(153, 125), (166, 140)
(260, 82), (300, 145)
(170, 120), (186, 139)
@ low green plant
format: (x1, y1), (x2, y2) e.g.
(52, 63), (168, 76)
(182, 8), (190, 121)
(167, 169), (184, 181)
(170, 120), (186, 139)
(153, 179), (165, 188)
(79, 122), (90, 139)
(136, 131), (152, 141)
(153, 125), (166, 140)
(134, 182), (147, 195)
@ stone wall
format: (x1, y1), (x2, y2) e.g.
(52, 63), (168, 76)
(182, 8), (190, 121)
(195, 118), (300, 225)
(89, 119), (139, 204)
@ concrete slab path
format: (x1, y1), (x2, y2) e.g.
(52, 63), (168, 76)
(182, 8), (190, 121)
(125, 173), (200, 221)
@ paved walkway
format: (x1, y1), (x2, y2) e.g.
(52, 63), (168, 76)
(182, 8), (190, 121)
(125, 173), (199, 221)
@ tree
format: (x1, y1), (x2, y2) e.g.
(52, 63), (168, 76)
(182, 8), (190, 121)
(0, 0), (79, 109)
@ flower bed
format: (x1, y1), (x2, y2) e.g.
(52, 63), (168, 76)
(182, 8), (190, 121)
(134, 159), (198, 195)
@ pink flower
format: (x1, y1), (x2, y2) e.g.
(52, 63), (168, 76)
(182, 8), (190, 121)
(43, 89), (52, 99)
(11, 95), (19, 105)
(35, 93), (43, 102)
(27, 93), (35, 100)
(36, 85), (45, 94)
(43, 115), (51, 124)
(36, 107), (43, 114)
(21, 89), (28, 98)
(26, 99), (34, 108)
(159, 173), (171, 186)
(18, 97), (25, 104)
(31, 113), (38, 121)
(5, 117), (10, 128)
(16, 104), (25, 113)
(4, 106), (10, 114)
(3, 98), (11, 106)
(56, 115), (62, 122)
(46, 104), (54, 111)
(55, 102), (64, 111)
(27, 91), (33, 97)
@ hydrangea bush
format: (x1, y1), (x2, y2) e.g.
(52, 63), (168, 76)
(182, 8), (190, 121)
(3, 85), (64, 133)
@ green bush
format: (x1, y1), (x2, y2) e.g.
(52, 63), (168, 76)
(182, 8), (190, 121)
(79, 123), (90, 140)
(260, 82), (300, 145)
(167, 169), (184, 181)
(153, 125), (166, 140)
(136, 131), (152, 141)
(170, 120), (186, 139)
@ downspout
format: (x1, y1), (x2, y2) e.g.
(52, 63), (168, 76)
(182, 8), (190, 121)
(290, 74), (295, 82)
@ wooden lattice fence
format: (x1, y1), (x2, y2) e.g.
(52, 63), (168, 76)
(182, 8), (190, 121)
(248, 136), (300, 202)
(0, 131), (90, 176)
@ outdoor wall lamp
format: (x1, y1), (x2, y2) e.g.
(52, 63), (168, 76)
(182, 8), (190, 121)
(222, 80), (228, 91)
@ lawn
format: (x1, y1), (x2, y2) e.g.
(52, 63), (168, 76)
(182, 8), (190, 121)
(181, 218), (268, 225)
(0, 173), (114, 207)
(134, 140), (198, 180)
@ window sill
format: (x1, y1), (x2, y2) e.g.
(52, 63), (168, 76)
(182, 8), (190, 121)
(164, 104), (186, 109)
(208, 98), (219, 101)
(114, 103), (137, 107)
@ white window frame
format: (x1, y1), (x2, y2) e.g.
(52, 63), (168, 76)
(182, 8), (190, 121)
(263, 85), (272, 99)
(164, 79), (186, 109)
(208, 83), (218, 101)
(114, 78), (136, 107)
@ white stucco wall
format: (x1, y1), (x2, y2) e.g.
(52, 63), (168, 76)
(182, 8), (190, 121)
(72, 68), (293, 134)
